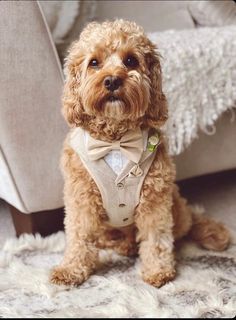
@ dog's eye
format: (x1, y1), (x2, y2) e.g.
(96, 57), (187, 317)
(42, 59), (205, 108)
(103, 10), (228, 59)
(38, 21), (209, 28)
(123, 55), (139, 68)
(89, 59), (99, 68)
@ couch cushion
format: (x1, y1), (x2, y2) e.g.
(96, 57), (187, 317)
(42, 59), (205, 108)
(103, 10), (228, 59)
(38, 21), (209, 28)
(95, 0), (195, 32)
(188, 0), (236, 27)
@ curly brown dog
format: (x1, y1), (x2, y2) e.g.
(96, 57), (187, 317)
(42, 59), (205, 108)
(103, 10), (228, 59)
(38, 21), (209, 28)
(50, 20), (230, 288)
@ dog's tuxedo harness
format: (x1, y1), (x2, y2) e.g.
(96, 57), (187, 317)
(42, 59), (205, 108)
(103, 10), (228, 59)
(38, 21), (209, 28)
(69, 127), (158, 228)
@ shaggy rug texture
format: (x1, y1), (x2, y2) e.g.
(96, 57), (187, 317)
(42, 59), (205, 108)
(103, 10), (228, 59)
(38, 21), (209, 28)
(0, 226), (235, 318)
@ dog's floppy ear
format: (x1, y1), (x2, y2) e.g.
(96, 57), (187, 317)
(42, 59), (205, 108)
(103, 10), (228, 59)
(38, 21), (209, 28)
(144, 45), (168, 128)
(62, 47), (85, 127)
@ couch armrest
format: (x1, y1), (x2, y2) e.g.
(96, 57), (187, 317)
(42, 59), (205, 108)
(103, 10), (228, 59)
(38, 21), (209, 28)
(0, 1), (67, 213)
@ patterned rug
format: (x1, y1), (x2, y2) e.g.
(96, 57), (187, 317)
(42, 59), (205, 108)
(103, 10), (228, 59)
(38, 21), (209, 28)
(0, 230), (235, 318)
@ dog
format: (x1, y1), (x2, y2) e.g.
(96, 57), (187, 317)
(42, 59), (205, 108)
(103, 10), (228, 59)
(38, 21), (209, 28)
(50, 19), (230, 287)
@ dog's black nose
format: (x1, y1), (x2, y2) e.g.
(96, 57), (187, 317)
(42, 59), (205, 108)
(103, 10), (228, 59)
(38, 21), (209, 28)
(104, 76), (122, 92)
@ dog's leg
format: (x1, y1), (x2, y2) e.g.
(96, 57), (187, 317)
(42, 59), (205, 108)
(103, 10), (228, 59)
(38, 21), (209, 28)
(135, 195), (176, 287)
(172, 184), (193, 241)
(50, 146), (103, 286)
(50, 205), (100, 286)
(135, 149), (176, 287)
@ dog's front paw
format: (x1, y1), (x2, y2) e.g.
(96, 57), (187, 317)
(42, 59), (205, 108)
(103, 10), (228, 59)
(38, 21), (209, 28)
(50, 265), (90, 286)
(142, 267), (176, 288)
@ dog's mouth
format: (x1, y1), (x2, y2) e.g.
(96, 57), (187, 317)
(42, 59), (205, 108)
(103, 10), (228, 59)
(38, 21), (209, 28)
(108, 95), (120, 102)
(107, 96), (120, 102)
(98, 94), (124, 109)
(98, 94), (127, 119)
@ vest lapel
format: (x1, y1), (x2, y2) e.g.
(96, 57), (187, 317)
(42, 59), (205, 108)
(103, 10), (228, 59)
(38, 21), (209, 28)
(115, 148), (157, 184)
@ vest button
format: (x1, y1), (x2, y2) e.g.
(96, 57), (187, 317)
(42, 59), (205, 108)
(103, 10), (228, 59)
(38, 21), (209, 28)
(117, 182), (124, 189)
(119, 203), (126, 207)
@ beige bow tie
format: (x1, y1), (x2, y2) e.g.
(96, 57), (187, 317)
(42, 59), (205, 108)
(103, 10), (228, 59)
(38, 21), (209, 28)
(87, 128), (144, 163)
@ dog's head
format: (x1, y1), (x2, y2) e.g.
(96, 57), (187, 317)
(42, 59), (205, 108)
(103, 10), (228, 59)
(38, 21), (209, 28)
(63, 20), (168, 130)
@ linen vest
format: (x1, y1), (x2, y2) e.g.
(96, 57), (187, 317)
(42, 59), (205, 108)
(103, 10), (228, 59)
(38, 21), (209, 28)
(69, 127), (157, 228)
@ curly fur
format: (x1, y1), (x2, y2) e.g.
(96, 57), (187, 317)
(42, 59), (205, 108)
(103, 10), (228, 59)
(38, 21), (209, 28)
(50, 19), (230, 287)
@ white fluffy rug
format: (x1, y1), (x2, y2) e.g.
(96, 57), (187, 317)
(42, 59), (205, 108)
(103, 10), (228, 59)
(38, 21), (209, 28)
(0, 229), (235, 318)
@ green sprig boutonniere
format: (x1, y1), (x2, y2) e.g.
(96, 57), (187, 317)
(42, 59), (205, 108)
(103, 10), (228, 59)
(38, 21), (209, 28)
(147, 132), (160, 152)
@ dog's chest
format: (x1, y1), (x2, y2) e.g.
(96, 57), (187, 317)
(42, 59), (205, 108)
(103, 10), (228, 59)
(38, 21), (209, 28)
(70, 127), (158, 228)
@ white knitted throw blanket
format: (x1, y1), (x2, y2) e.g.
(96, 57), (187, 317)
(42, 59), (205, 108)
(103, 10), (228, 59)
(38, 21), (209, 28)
(148, 26), (236, 155)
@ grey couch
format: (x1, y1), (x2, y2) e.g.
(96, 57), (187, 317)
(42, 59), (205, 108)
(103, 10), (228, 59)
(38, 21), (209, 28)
(0, 1), (235, 236)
